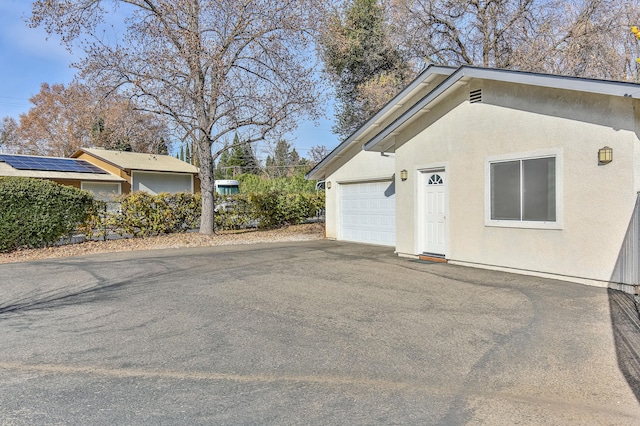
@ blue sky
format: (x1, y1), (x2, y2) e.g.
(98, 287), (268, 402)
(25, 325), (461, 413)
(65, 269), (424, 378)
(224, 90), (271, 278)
(0, 1), (337, 159)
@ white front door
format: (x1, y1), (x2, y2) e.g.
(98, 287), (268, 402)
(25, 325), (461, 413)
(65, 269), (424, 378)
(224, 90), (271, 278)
(422, 171), (447, 256)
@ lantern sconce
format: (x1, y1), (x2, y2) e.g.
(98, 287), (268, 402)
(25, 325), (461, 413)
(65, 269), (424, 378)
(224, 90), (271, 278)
(326, 181), (332, 189)
(598, 146), (613, 165)
(400, 169), (408, 181)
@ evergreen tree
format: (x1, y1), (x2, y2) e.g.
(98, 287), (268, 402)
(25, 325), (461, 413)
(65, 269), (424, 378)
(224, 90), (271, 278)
(227, 135), (245, 172)
(185, 143), (191, 164)
(320, 0), (410, 139)
(267, 140), (301, 178)
(224, 133), (261, 175)
(155, 138), (169, 155)
(242, 144), (260, 175)
(179, 145), (185, 161)
(215, 150), (230, 179)
(290, 148), (300, 165)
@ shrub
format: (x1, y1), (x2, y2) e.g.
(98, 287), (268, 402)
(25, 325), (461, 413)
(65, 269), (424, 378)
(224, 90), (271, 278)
(113, 191), (201, 237)
(237, 172), (319, 194)
(76, 199), (111, 240)
(214, 194), (253, 230)
(0, 177), (94, 252)
(78, 188), (323, 238)
(247, 191), (324, 228)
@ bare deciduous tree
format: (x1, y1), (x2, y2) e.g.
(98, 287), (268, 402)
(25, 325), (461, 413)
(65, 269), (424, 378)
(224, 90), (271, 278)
(388, 0), (640, 80)
(388, 0), (539, 68)
(0, 117), (18, 153)
(510, 0), (640, 79)
(308, 144), (330, 165)
(1, 82), (170, 157)
(30, 0), (323, 234)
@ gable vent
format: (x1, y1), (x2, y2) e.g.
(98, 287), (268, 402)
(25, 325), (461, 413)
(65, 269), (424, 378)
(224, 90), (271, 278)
(469, 89), (482, 103)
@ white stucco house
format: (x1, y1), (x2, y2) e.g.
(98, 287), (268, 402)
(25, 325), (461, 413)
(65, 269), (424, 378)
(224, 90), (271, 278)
(307, 65), (640, 291)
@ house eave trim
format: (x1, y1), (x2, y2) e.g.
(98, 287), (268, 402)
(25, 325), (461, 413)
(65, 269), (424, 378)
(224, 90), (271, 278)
(305, 65), (456, 181)
(363, 66), (640, 152)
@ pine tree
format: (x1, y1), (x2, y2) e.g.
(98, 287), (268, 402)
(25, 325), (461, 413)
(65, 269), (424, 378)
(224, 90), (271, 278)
(267, 140), (302, 178)
(225, 133), (246, 176)
(180, 145), (185, 161)
(216, 150), (230, 179)
(242, 144), (260, 175)
(290, 148), (300, 166)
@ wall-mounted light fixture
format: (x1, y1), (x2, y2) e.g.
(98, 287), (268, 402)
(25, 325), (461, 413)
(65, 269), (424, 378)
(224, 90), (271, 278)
(400, 170), (408, 181)
(598, 146), (613, 165)
(326, 181), (332, 189)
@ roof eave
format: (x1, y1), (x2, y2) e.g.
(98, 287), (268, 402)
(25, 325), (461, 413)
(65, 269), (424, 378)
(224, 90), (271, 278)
(364, 66), (640, 152)
(71, 148), (126, 172)
(306, 65), (457, 180)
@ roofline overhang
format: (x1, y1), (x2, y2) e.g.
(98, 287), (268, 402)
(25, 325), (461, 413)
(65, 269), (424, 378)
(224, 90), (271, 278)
(305, 65), (457, 181)
(70, 148), (126, 172)
(363, 66), (640, 152)
(71, 148), (199, 175)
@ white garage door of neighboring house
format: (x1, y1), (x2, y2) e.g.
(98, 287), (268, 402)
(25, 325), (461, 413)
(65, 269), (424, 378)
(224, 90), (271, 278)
(339, 180), (396, 246)
(132, 171), (193, 195)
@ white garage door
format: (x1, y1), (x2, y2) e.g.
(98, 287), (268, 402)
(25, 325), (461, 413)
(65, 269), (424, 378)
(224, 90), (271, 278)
(339, 180), (396, 246)
(132, 171), (193, 195)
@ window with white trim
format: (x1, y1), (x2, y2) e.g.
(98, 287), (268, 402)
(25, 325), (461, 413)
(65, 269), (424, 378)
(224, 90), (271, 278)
(490, 156), (556, 222)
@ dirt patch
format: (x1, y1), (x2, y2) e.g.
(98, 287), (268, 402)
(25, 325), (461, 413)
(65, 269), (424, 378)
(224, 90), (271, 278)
(0, 223), (325, 264)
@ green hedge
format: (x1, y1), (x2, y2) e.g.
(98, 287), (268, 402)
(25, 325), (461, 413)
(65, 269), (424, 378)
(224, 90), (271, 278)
(0, 179), (325, 252)
(214, 194), (253, 230)
(246, 191), (325, 228)
(237, 173), (318, 194)
(85, 190), (325, 236)
(82, 191), (202, 238)
(117, 191), (201, 236)
(0, 177), (94, 252)
(98, 191), (324, 235)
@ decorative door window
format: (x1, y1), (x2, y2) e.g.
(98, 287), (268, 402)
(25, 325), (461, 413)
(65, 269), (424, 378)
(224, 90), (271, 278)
(428, 174), (443, 185)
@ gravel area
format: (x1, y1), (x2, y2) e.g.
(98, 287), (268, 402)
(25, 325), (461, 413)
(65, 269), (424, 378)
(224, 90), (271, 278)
(0, 223), (325, 264)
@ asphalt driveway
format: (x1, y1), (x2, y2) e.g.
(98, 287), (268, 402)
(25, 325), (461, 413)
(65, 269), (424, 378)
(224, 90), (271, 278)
(0, 240), (639, 424)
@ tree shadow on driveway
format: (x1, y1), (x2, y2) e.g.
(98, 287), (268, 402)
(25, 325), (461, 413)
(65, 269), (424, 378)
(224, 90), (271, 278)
(609, 288), (640, 403)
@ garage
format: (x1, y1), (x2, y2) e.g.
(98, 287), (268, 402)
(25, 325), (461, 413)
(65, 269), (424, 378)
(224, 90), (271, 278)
(339, 180), (396, 246)
(132, 171), (193, 195)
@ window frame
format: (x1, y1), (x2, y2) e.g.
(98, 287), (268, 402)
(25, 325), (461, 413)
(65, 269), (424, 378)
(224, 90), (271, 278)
(485, 148), (563, 230)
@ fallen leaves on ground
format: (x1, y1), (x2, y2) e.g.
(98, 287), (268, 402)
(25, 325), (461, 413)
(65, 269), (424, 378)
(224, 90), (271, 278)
(0, 223), (325, 264)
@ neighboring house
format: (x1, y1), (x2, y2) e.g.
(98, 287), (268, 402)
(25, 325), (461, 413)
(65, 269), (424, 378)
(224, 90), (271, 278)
(307, 65), (640, 290)
(0, 153), (126, 200)
(0, 149), (200, 200)
(72, 148), (200, 197)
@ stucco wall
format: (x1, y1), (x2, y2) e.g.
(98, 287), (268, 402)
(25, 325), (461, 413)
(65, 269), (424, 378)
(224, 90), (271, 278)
(324, 145), (396, 240)
(394, 81), (639, 283)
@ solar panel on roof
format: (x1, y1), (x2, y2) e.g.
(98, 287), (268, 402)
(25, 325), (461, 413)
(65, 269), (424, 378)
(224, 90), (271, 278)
(0, 154), (109, 174)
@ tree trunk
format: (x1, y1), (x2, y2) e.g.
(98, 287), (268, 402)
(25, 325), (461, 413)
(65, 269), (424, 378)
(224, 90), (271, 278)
(198, 136), (215, 234)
